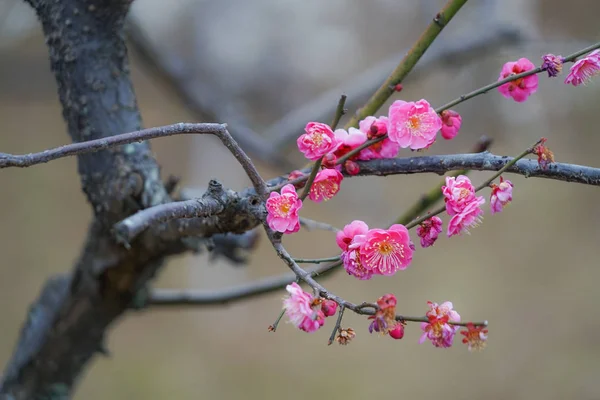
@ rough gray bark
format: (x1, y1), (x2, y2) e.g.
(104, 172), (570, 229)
(0, 1), (236, 398)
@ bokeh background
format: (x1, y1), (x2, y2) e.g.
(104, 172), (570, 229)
(1, 0), (600, 399)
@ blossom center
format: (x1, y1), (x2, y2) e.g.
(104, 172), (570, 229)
(406, 115), (422, 132)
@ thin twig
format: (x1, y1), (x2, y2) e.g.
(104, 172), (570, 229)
(404, 139), (542, 229)
(293, 256), (341, 264)
(299, 217), (339, 232)
(330, 95), (348, 130)
(268, 309), (287, 332)
(0, 122), (267, 196)
(343, 0), (469, 129)
(328, 306), (345, 345)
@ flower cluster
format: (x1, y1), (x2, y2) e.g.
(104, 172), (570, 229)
(283, 283), (338, 333)
(442, 175), (486, 237)
(336, 221), (414, 280)
(419, 301), (461, 348)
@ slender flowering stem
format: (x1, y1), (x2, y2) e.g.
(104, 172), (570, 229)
(299, 217), (340, 232)
(405, 139), (542, 229)
(268, 309), (287, 332)
(344, 0), (469, 129)
(436, 41), (600, 112)
(336, 136), (385, 165)
(293, 256), (342, 264)
(328, 306), (345, 345)
(393, 136), (492, 225)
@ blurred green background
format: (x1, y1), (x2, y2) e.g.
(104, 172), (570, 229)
(1, 0), (599, 398)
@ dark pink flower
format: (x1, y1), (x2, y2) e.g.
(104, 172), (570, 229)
(266, 184), (302, 234)
(283, 283), (325, 333)
(565, 50), (600, 86)
(387, 99), (441, 150)
(360, 224), (413, 276)
(490, 177), (513, 214)
(344, 160), (360, 176)
(341, 249), (374, 281)
(358, 116), (399, 159)
(333, 127), (367, 160)
(440, 110), (462, 140)
(297, 122), (339, 161)
(336, 220), (369, 251)
(419, 301), (461, 348)
(416, 216), (443, 248)
(309, 169), (343, 203)
(359, 116), (389, 138)
(497, 58), (538, 102)
(442, 175), (477, 216)
(447, 196), (485, 237)
(321, 300), (338, 317)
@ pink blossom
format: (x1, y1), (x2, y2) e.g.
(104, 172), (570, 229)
(266, 184), (302, 234)
(297, 122), (339, 161)
(336, 220), (369, 251)
(419, 301), (461, 348)
(321, 300), (338, 317)
(387, 99), (441, 150)
(416, 216), (443, 248)
(447, 196), (485, 237)
(341, 248), (374, 280)
(357, 116), (399, 159)
(360, 224), (413, 276)
(490, 177), (513, 214)
(368, 294), (397, 334)
(388, 324), (405, 340)
(460, 323), (489, 352)
(283, 283), (325, 333)
(309, 169), (343, 203)
(333, 127), (367, 160)
(497, 58), (538, 102)
(440, 110), (462, 140)
(565, 50), (600, 86)
(442, 175), (477, 216)
(359, 116), (389, 138)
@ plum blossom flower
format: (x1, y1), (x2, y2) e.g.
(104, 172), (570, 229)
(336, 220), (369, 252)
(321, 300), (338, 317)
(333, 127), (367, 160)
(360, 224), (413, 276)
(541, 54), (563, 78)
(416, 216), (443, 248)
(341, 248), (374, 281)
(565, 50), (600, 86)
(266, 184), (302, 234)
(442, 175), (477, 215)
(359, 116), (388, 138)
(490, 177), (513, 214)
(283, 283), (325, 333)
(460, 323), (489, 352)
(440, 110), (462, 140)
(419, 301), (461, 348)
(387, 99), (442, 150)
(368, 294), (398, 335)
(447, 196), (485, 237)
(309, 169), (343, 203)
(497, 58), (538, 102)
(297, 122), (339, 161)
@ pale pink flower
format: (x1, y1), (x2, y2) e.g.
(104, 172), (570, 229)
(341, 248), (374, 280)
(266, 184), (302, 234)
(419, 301), (461, 348)
(360, 224), (413, 276)
(416, 216), (443, 248)
(283, 283), (325, 333)
(297, 122), (339, 161)
(565, 50), (600, 86)
(336, 220), (369, 251)
(447, 196), (485, 237)
(442, 175), (477, 216)
(440, 110), (462, 140)
(333, 127), (368, 160)
(497, 58), (538, 102)
(387, 99), (441, 150)
(309, 169), (343, 203)
(490, 177), (513, 214)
